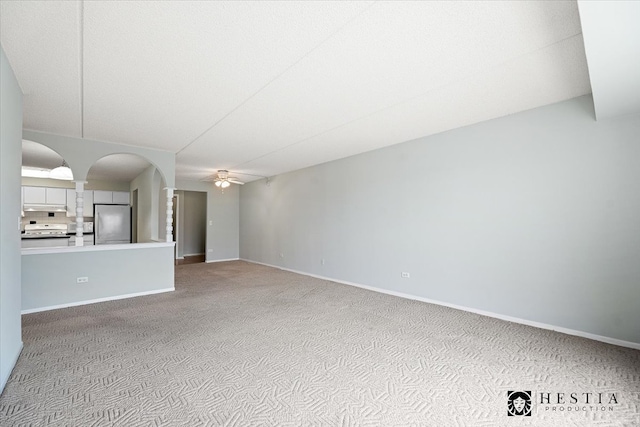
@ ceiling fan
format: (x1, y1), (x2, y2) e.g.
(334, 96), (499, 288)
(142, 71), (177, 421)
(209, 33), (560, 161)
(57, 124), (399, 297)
(213, 170), (244, 189)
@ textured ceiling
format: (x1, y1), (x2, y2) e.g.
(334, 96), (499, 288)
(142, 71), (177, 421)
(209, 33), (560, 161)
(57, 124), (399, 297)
(1, 1), (596, 183)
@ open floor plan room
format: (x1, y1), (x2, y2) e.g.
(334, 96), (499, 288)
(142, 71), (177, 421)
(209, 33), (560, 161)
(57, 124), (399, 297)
(2, 1), (640, 425)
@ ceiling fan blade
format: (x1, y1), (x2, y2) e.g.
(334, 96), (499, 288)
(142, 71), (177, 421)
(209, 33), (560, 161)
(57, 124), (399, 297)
(228, 178), (245, 185)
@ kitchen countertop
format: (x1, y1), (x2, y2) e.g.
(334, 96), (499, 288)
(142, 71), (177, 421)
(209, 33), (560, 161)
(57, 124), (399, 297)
(21, 235), (71, 240)
(22, 241), (174, 255)
(20, 232), (94, 239)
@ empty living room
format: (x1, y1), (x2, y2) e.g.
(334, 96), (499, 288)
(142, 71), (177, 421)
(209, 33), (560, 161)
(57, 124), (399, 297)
(1, 1), (639, 426)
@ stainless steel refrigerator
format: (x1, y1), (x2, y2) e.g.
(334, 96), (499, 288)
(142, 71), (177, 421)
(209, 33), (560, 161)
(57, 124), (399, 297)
(94, 204), (131, 245)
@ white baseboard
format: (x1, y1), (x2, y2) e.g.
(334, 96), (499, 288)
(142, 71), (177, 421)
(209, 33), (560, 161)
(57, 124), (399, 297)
(0, 341), (23, 394)
(21, 288), (175, 315)
(183, 253), (205, 257)
(206, 258), (239, 263)
(241, 259), (640, 350)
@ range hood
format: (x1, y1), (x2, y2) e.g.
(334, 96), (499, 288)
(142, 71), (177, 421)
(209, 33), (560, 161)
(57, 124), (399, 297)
(23, 204), (67, 213)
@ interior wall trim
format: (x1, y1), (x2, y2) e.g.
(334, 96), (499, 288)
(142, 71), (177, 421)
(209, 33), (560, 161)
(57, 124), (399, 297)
(241, 259), (640, 351)
(205, 258), (239, 264)
(21, 288), (175, 315)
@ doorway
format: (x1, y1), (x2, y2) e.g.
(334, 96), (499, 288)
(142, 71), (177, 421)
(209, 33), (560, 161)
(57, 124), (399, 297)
(174, 190), (207, 265)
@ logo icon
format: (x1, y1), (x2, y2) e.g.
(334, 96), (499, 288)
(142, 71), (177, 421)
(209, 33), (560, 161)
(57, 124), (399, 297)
(508, 391), (532, 416)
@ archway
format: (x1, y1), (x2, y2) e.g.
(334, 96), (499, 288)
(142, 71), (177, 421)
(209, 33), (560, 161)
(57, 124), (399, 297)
(22, 139), (74, 182)
(82, 154), (151, 245)
(21, 141), (76, 245)
(87, 155), (172, 245)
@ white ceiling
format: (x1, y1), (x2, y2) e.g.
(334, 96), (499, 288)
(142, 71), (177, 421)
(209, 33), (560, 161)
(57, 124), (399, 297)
(0, 1), (633, 183)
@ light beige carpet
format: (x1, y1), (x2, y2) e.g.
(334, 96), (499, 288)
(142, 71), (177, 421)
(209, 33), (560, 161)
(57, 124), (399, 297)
(1, 261), (638, 426)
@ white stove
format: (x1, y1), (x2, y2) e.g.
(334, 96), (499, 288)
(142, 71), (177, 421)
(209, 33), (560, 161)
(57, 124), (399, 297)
(22, 223), (71, 249)
(23, 223), (68, 237)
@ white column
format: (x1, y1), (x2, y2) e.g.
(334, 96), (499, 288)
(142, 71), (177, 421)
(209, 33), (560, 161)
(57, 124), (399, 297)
(165, 187), (174, 243)
(74, 181), (85, 246)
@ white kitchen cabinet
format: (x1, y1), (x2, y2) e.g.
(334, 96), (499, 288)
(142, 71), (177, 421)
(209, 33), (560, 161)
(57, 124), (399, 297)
(94, 190), (130, 205)
(112, 191), (130, 204)
(46, 187), (66, 204)
(84, 190), (94, 216)
(66, 189), (74, 216)
(93, 190), (112, 204)
(23, 186), (46, 204)
(23, 186), (67, 205)
(66, 189), (94, 217)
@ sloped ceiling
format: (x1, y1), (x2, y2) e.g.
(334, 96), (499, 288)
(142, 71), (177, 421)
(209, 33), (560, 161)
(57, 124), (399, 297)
(0, 1), (601, 182)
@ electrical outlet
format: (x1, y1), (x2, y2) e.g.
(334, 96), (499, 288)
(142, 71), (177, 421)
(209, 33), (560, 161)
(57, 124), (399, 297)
(280, 253), (284, 258)
(321, 258), (325, 265)
(77, 277), (89, 284)
(207, 249), (213, 253)
(401, 272), (410, 278)
(209, 220), (212, 226)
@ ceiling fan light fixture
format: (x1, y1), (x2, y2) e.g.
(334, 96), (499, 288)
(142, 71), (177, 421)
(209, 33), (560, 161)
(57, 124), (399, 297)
(49, 160), (73, 180)
(213, 170), (244, 190)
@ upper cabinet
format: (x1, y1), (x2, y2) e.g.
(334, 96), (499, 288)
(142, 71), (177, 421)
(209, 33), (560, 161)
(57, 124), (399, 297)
(23, 186), (45, 204)
(93, 190), (111, 204)
(22, 186), (129, 217)
(94, 190), (130, 205)
(113, 191), (130, 204)
(46, 187), (66, 204)
(23, 186), (66, 205)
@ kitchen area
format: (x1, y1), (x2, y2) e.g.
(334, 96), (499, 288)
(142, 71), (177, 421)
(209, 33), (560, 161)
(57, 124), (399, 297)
(21, 185), (132, 249)
(15, 132), (176, 316)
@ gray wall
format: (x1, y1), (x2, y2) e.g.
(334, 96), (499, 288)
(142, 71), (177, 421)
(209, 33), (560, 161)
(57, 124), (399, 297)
(240, 95), (640, 345)
(0, 46), (23, 392)
(130, 165), (166, 243)
(22, 245), (174, 312)
(176, 180), (239, 262)
(156, 169), (166, 242)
